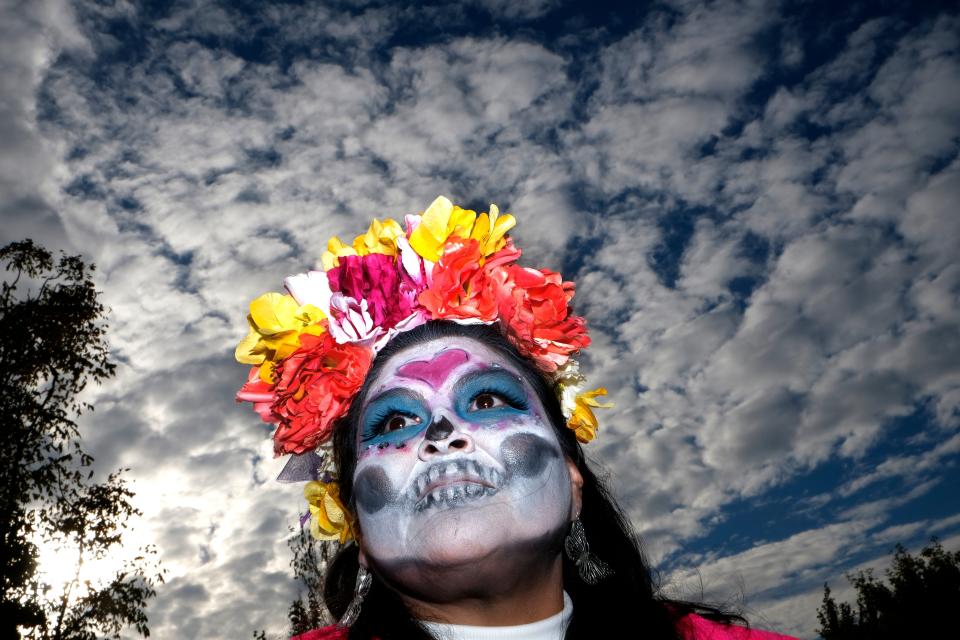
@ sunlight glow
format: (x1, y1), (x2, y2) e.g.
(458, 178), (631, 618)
(35, 538), (118, 606)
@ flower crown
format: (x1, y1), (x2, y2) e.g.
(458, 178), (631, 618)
(235, 196), (611, 542)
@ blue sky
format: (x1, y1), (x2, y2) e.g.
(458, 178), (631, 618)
(2, 0), (958, 637)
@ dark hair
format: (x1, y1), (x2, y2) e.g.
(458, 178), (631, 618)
(324, 321), (740, 639)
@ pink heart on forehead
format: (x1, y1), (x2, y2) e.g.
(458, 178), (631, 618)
(396, 348), (470, 388)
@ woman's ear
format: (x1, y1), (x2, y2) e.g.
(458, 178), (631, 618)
(357, 544), (369, 569)
(566, 458), (584, 519)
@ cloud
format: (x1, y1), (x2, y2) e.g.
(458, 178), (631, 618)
(577, 6), (960, 516)
(5, 0), (958, 638)
(569, 0), (776, 200)
(0, 0), (89, 249)
(684, 524), (960, 638)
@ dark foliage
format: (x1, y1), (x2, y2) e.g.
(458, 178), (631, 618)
(816, 537), (960, 639)
(0, 240), (163, 640)
(286, 526), (337, 635)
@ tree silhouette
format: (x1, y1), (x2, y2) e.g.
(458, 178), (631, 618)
(0, 240), (162, 639)
(816, 537), (960, 639)
(252, 526), (337, 638)
(287, 526), (337, 635)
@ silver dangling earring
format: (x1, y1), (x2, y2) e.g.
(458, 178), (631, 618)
(564, 518), (613, 585)
(336, 565), (373, 628)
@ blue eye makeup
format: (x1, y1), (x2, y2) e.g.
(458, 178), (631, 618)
(359, 370), (531, 449)
(360, 390), (429, 445)
(454, 370), (529, 420)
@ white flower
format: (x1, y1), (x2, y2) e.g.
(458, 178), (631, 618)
(284, 270), (333, 316)
(554, 359), (586, 419)
(371, 311), (428, 352)
(327, 294), (383, 346)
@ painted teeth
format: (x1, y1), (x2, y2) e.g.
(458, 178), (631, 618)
(415, 479), (498, 512)
(412, 459), (507, 511)
(480, 466), (501, 486)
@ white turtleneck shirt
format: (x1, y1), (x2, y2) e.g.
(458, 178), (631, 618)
(420, 591), (573, 640)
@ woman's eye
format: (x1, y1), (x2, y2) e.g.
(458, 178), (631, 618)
(470, 392), (507, 411)
(383, 414), (421, 433)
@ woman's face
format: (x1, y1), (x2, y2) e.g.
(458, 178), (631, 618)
(352, 336), (580, 597)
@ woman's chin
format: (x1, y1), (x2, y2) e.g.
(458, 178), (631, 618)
(374, 525), (510, 570)
(368, 520), (568, 603)
(420, 534), (504, 568)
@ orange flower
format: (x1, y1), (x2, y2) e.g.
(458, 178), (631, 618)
(418, 237), (520, 322)
(271, 333), (373, 455)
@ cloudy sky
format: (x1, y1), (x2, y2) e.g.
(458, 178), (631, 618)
(3, 0), (958, 637)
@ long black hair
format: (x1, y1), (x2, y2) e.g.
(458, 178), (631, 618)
(324, 320), (741, 639)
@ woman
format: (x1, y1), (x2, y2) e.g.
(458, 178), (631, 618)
(235, 197), (798, 639)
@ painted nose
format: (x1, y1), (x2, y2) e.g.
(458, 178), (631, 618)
(418, 415), (475, 460)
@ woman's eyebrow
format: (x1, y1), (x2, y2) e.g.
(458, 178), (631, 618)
(450, 368), (524, 399)
(362, 388), (424, 412)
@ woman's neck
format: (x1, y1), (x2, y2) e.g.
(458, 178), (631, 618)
(400, 557), (565, 626)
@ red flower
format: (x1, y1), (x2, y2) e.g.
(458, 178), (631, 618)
(418, 237), (520, 322)
(499, 265), (590, 372)
(270, 332), (373, 455)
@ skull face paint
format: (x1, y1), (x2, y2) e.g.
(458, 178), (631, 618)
(352, 337), (575, 599)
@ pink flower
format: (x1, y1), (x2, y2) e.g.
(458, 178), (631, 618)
(326, 253), (422, 331)
(236, 366), (280, 424)
(396, 235), (429, 288)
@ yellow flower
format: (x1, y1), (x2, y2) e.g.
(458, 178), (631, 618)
(408, 195), (478, 262)
(234, 292), (326, 382)
(353, 217), (404, 256)
(322, 218), (405, 270)
(320, 236), (357, 271)
(304, 480), (354, 543)
(470, 204), (516, 257)
(566, 387), (613, 443)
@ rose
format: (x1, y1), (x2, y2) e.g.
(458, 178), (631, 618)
(499, 265), (590, 372)
(270, 332), (373, 455)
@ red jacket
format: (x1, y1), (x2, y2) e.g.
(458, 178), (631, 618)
(292, 613), (799, 639)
